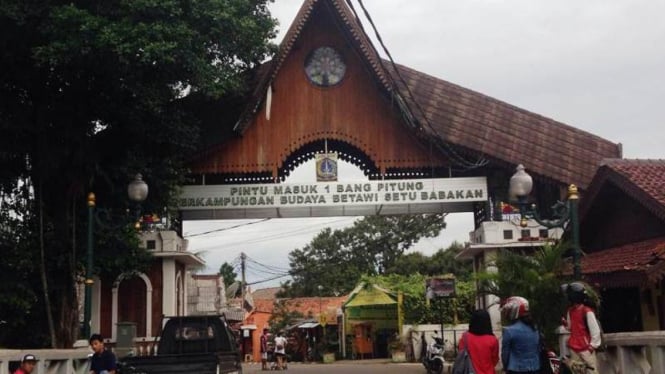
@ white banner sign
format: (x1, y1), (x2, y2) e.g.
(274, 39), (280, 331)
(178, 177), (487, 211)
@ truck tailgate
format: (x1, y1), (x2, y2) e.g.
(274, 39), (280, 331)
(120, 352), (241, 374)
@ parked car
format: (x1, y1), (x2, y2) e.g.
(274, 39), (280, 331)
(119, 315), (242, 374)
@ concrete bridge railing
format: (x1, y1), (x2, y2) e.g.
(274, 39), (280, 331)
(0, 349), (90, 374)
(558, 329), (665, 374)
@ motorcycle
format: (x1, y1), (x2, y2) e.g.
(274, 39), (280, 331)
(544, 349), (561, 374)
(421, 332), (445, 374)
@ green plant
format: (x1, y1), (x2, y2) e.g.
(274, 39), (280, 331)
(476, 243), (571, 347)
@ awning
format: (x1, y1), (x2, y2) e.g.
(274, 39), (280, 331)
(298, 322), (320, 329)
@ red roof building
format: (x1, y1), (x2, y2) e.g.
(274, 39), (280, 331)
(578, 159), (665, 332)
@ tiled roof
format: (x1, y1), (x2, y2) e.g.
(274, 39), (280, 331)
(581, 159), (665, 223)
(252, 299), (276, 314)
(389, 63), (621, 188)
(582, 237), (665, 287)
(249, 296), (347, 324)
(231, 0), (620, 189)
(251, 287), (282, 300)
(602, 159), (665, 208)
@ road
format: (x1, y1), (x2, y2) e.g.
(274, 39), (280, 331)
(241, 360), (435, 373)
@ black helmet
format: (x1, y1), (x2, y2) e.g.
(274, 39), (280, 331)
(561, 282), (587, 304)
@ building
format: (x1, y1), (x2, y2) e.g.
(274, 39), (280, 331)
(241, 294), (347, 363)
(91, 230), (204, 343)
(458, 217), (563, 330)
(578, 159), (665, 332)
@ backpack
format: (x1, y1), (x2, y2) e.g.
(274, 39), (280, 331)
(452, 333), (476, 374)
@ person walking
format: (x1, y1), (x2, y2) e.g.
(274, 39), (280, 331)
(89, 333), (117, 374)
(260, 328), (270, 370)
(273, 331), (288, 370)
(457, 309), (499, 374)
(561, 282), (601, 374)
(14, 354), (37, 374)
(500, 296), (540, 374)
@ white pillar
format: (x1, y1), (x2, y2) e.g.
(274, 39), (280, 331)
(162, 259), (177, 317)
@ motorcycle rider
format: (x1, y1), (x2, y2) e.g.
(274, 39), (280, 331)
(500, 296), (541, 374)
(561, 282), (601, 374)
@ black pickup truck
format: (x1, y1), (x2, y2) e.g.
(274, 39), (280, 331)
(119, 315), (242, 374)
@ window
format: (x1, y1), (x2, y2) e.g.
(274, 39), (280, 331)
(521, 229), (531, 238)
(503, 230), (513, 240)
(539, 229), (549, 238)
(146, 240), (156, 250)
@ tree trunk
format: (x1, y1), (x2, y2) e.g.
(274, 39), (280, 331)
(38, 178), (57, 348)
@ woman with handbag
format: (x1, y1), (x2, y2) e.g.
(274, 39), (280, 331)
(456, 309), (499, 374)
(500, 296), (541, 374)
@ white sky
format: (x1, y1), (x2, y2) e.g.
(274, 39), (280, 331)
(183, 0), (665, 287)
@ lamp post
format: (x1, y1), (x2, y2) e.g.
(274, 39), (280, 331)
(509, 164), (581, 279)
(83, 174), (149, 339)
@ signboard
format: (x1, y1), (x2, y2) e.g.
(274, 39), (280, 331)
(179, 177), (487, 218)
(426, 277), (456, 299)
(316, 153), (338, 182)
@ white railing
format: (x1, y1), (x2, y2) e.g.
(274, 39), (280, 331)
(0, 349), (90, 374)
(597, 331), (665, 374)
(559, 329), (665, 374)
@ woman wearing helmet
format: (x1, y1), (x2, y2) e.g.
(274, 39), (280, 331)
(561, 282), (601, 374)
(500, 296), (541, 373)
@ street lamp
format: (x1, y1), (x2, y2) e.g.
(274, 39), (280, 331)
(508, 164), (581, 279)
(83, 174), (149, 339)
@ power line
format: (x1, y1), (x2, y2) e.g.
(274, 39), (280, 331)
(347, 0), (488, 170)
(245, 254), (291, 272)
(190, 217), (355, 251)
(247, 273), (291, 286)
(184, 218), (271, 238)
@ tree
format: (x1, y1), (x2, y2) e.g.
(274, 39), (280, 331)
(218, 262), (237, 288)
(279, 214), (446, 297)
(0, 0), (276, 347)
(386, 241), (473, 281)
(268, 300), (304, 335)
(476, 243), (570, 346)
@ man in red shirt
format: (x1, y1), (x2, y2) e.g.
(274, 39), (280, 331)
(14, 354), (37, 374)
(562, 282), (601, 374)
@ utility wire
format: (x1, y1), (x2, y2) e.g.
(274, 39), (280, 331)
(347, 0), (488, 170)
(247, 273), (291, 286)
(245, 255), (291, 272)
(184, 218), (271, 238)
(191, 217), (355, 251)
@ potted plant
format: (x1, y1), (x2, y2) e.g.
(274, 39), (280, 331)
(388, 334), (406, 363)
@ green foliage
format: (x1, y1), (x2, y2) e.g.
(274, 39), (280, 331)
(268, 300), (304, 334)
(279, 214), (447, 297)
(476, 243), (570, 346)
(218, 262), (237, 287)
(386, 241), (473, 281)
(0, 0), (276, 347)
(361, 274), (476, 325)
(0, 188), (49, 347)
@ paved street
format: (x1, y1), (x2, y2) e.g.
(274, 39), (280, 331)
(242, 360), (435, 373)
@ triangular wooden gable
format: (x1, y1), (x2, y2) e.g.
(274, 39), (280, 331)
(189, 0), (621, 190)
(190, 0), (447, 181)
